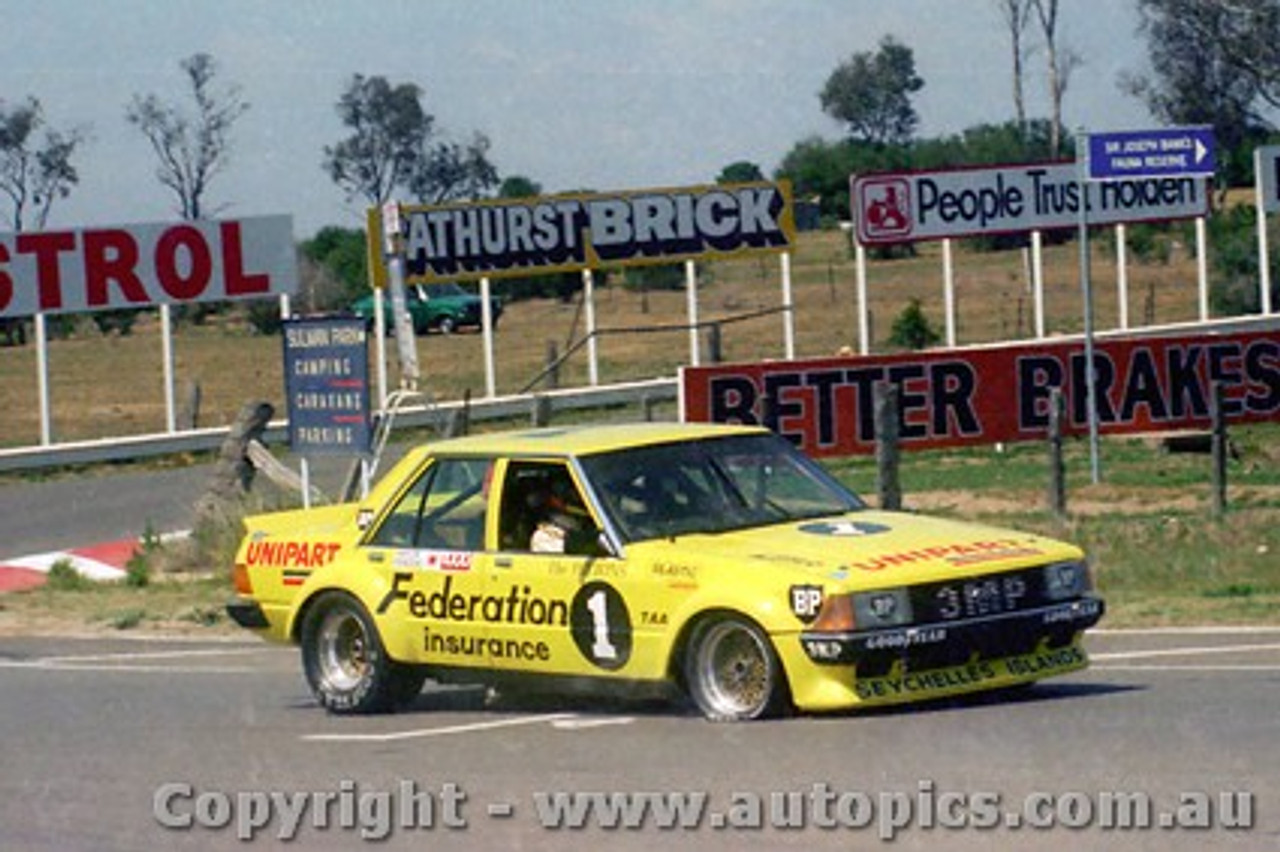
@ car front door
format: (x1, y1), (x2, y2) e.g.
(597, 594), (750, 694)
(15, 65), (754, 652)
(485, 459), (638, 679)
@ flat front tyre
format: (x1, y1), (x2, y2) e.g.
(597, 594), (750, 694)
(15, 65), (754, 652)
(684, 616), (787, 721)
(301, 592), (425, 714)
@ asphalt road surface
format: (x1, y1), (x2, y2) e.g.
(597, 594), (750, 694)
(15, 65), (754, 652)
(0, 453), (380, 562)
(1, 629), (1277, 851)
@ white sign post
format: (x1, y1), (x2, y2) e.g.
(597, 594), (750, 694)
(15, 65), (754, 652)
(1255, 144), (1280, 316)
(1079, 126), (1217, 483)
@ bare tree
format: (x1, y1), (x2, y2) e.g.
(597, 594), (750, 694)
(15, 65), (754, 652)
(0, 97), (85, 231)
(1032, 0), (1082, 156)
(996, 0), (1035, 136)
(126, 53), (248, 220)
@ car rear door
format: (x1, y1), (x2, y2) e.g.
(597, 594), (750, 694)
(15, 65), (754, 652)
(359, 456), (496, 667)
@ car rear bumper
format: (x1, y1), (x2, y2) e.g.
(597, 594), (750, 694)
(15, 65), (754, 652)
(225, 598), (270, 630)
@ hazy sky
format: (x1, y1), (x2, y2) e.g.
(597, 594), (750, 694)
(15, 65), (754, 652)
(5, 0), (1155, 238)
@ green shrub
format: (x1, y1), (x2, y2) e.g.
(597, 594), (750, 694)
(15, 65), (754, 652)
(45, 558), (93, 592)
(105, 608), (146, 630)
(888, 298), (941, 350)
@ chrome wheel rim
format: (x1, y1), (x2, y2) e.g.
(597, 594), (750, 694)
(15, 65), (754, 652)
(694, 621), (772, 718)
(317, 608), (370, 693)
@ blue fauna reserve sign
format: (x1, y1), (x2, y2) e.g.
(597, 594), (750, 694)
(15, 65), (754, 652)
(283, 316), (372, 455)
(1086, 127), (1215, 181)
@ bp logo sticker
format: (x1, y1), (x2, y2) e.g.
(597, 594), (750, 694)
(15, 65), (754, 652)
(799, 520), (891, 537)
(789, 585), (824, 624)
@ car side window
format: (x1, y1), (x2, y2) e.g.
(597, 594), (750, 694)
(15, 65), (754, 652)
(498, 461), (597, 555)
(368, 458), (491, 551)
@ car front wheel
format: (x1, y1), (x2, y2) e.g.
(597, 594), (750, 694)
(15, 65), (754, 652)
(683, 615), (788, 721)
(436, 316), (457, 334)
(301, 592), (425, 714)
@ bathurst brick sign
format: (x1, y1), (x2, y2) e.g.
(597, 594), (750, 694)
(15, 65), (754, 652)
(370, 181), (796, 285)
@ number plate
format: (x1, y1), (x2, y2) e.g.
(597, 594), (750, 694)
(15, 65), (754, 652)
(930, 573), (1030, 621)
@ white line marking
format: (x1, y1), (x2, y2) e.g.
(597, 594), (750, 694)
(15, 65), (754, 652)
(31, 648), (266, 665)
(1093, 626), (1280, 635)
(0, 661), (259, 673)
(1094, 664), (1280, 672)
(550, 716), (636, 730)
(303, 712), (576, 743)
(1091, 642), (1280, 661)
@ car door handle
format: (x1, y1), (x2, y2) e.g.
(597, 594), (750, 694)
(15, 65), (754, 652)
(495, 556), (513, 568)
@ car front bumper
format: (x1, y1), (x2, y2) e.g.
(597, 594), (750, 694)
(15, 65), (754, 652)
(799, 595), (1104, 676)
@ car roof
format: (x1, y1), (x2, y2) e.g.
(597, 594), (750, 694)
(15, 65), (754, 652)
(421, 421), (770, 460)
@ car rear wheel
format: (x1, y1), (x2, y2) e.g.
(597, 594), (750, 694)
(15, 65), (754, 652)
(437, 315), (457, 334)
(684, 616), (788, 721)
(301, 592), (425, 714)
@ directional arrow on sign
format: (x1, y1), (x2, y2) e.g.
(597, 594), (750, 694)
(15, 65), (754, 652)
(1086, 126), (1216, 181)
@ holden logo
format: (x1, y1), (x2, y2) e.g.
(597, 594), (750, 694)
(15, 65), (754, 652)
(799, 521), (890, 537)
(857, 178), (913, 240)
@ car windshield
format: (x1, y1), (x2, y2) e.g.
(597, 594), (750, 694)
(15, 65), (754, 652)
(579, 433), (864, 542)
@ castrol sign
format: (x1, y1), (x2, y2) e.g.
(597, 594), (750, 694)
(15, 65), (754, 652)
(0, 214), (296, 318)
(852, 162), (1208, 246)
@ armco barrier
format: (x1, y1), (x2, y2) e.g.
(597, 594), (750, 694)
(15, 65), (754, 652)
(0, 378), (678, 474)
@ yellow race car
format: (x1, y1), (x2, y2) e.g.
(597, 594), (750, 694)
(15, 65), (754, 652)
(227, 423), (1103, 721)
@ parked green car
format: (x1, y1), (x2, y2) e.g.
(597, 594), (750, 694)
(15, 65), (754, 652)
(352, 282), (503, 335)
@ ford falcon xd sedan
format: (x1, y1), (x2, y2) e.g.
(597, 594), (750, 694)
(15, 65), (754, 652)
(226, 423), (1103, 721)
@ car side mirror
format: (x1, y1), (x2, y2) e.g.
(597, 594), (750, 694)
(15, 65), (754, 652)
(565, 525), (608, 557)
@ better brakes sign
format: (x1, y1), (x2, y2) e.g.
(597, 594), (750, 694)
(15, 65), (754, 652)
(852, 162), (1209, 245)
(1086, 127), (1215, 181)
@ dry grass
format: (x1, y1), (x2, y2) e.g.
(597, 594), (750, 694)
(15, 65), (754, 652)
(0, 230), (1205, 446)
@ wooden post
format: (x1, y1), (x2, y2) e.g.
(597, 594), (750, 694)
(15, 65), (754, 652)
(641, 393), (658, 422)
(545, 341), (560, 390)
(195, 401), (273, 524)
(874, 382), (902, 510)
(531, 394), (551, 427)
(179, 380), (202, 431)
(445, 388), (471, 438)
(1047, 387), (1067, 518)
(1211, 381), (1228, 517)
(705, 322), (723, 364)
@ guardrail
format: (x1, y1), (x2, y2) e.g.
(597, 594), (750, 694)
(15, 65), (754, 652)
(0, 377), (678, 474)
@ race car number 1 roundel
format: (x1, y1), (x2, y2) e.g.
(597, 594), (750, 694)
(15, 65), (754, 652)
(570, 582), (632, 670)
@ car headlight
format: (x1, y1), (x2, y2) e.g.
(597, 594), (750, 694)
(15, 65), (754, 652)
(852, 588), (913, 628)
(1043, 560), (1092, 600)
